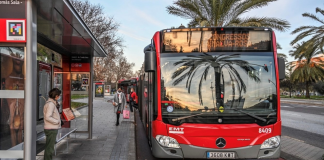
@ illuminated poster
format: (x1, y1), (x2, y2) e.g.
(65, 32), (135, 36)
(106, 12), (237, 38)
(95, 84), (104, 97)
(82, 78), (89, 86)
(0, 47), (25, 149)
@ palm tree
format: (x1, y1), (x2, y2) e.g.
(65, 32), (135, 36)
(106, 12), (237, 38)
(166, 0), (290, 31)
(290, 42), (324, 98)
(289, 41), (322, 61)
(171, 53), (266, 109)
(291, 7), (324, 52)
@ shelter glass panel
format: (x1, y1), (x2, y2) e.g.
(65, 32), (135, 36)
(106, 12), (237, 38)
(70, 73), (90, 132)
(0, 46), (25, 155)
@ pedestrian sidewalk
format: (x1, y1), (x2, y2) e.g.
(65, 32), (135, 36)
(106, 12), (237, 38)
(282, 136), (324, 160)
(281, 98), (324, 106)
(36, 97), (136, 160)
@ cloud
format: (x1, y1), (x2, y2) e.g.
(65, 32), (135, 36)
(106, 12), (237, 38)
(118, 29), (149, 42)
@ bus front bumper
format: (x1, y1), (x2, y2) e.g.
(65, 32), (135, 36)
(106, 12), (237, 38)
(152, 138), (281, 159)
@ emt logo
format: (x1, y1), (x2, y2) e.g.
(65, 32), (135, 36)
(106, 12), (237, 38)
(9, 22), (23, 36)
(6, 20), (25, 41)
(169, 127), (184, 134)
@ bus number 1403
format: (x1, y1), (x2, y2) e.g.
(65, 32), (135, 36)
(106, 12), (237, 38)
(259, 128), (272, 133)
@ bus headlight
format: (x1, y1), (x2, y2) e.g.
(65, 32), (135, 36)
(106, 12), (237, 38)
(156, 135), (180, 148)
(260, 136), (280, 149)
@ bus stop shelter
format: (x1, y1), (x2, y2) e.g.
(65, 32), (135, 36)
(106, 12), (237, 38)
(0, 0), (108, 159)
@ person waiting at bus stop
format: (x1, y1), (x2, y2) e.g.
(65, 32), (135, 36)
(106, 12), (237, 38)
(130, 88), (137, 112)
(113, 88), (127, 126)
(43, 88), (62, 160)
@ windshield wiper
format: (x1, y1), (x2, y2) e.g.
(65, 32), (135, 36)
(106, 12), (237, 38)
(171, 113), (204, 122)
(233, 109), (266, 122)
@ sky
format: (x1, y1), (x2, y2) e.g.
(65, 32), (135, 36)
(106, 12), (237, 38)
(88, 0), (324, 72)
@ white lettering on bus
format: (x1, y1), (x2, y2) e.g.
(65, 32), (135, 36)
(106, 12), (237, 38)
(169, 127), (184, 134)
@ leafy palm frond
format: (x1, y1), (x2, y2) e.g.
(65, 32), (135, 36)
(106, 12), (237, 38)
(291, 7), (324, 54)
(228, 17), (290, 32)
(302, 13), (324, 24)
(166, 0), (290, 31)
(276, 43), (282, 50)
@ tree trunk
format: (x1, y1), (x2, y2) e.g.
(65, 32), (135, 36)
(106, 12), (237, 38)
(305, 81), (310, 98)
(214, 67), (223, 110)
(289, 87), (292, 98)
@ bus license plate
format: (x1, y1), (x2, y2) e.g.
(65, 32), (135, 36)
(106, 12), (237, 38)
(207, 152), (235, 159)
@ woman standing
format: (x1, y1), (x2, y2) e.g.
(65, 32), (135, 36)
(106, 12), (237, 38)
(43, 88), (61, 160)
(113, 88), (127, 126)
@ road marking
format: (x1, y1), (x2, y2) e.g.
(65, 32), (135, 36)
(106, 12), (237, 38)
(285, 113), (300, 116)
(307, 106), (321, 108)
(281, 106), (294, 108)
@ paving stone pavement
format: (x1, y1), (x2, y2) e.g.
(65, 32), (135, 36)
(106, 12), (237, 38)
(36, 96), (136, 160)
(281, 136), (324, 160)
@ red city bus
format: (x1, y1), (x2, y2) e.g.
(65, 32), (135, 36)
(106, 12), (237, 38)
(117, 78), (139, 104)
(138, 27), (285, 159)
(117, 79), (128, 94)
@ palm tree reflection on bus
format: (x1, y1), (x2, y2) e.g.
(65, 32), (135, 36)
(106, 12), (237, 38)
(171, 53), (268, 111)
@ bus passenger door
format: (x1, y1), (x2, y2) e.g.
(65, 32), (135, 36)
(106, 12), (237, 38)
(147, 72), (154, 145)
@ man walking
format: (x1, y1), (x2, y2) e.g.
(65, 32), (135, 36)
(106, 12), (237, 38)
(113, 88), (127, 126)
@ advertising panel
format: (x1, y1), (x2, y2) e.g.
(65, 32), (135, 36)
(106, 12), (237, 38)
(82, 78), (89, 86)
(95, 84), (104, 97)
(0, 47), (25, 149)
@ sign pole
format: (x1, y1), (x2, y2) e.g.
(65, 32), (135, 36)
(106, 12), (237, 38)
(24, 0), (37, 159)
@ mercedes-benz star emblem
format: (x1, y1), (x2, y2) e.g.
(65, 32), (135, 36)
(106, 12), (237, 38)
(216, 138), (226, 148)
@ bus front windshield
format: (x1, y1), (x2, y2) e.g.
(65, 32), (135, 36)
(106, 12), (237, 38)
(160, 52), (278, 126)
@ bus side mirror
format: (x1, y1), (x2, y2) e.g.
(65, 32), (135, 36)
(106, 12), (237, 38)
(144, 51), (156, 72)
(277, 57), (285, 80)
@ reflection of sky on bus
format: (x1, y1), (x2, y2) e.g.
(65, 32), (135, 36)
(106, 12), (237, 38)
(160, 54), (277, 111)
(163, 31), (271, 52)
(88, 0), (323, 71)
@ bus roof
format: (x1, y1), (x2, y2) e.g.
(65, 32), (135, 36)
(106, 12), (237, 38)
(161, 27), (273, 33)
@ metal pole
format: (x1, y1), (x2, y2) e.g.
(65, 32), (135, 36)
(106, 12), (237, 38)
(25, 0), (37, 159)
(88, 55), (94, 139)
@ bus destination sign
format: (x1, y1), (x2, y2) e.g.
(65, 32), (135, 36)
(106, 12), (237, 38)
(207, 33), (249, 50)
